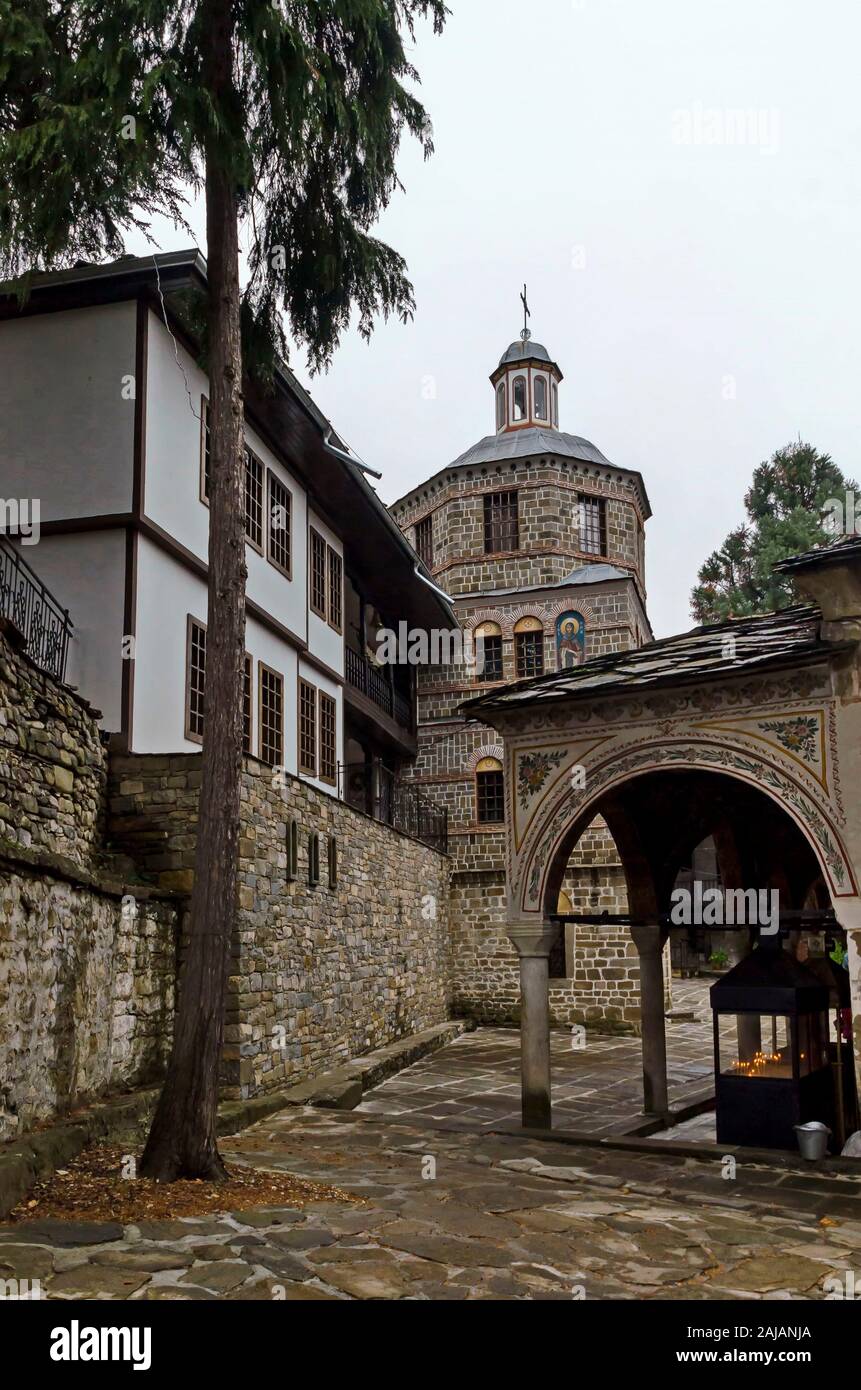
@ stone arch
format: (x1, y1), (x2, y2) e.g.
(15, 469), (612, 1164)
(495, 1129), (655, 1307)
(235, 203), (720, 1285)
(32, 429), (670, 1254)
(517, 740), (854, 917)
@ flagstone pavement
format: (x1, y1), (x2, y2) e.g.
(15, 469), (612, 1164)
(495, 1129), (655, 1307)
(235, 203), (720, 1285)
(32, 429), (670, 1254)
(3, 981), (861, 1301)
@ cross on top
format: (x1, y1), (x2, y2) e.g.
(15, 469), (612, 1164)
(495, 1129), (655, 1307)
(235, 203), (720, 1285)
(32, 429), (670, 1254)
(520, 283), (531, 342)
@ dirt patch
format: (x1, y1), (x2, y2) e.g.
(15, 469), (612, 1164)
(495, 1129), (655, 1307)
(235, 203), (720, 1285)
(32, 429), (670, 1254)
(1, 1145), (363, 1225)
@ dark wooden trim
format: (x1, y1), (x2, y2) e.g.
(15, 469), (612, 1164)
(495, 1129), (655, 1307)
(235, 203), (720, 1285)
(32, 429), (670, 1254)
(199, 394), (210, 507)
(133, 296), (148, 517)
(120, 528), (137, 752)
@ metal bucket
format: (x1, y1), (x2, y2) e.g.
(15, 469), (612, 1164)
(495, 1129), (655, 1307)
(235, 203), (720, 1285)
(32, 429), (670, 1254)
(794, 1122), (831, 1161)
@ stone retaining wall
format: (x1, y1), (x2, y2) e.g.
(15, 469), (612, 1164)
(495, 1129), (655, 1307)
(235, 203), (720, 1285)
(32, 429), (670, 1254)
(0, 630), (106, 869)
(0, 853), (177, 1140)
(108, 754), (452, 1098)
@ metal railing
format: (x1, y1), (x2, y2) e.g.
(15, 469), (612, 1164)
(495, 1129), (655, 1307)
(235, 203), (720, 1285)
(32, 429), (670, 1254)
(339, 760), (448, 855)
(345, 646), (413, 730)
(0, 537), (72, 683)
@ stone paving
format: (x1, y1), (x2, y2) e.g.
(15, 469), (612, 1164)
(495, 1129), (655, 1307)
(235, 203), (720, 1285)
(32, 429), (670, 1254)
(2, 984), (860, 1302)
(2, 1106), (860, 1301)
(357, 979), (720, 1136)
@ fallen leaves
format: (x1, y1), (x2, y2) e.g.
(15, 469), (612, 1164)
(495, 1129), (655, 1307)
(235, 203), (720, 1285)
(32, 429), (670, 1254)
(2, 1144), (364, 1225)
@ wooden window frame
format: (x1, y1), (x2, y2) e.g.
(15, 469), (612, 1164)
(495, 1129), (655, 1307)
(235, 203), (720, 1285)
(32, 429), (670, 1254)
(483, 490), (519, 554)
(185, 614), (207, 744)
(578, 493), (607, 558)
(242, 652), (252, 754)
(475, 765), (505, 825)
(318, 690), (337, 786)
(328, 835), (338, 890)
(515, 627), (545, 680)
(415, 515), (434, 569)
(298, 675), (318, 776)
(199, 397), (211, 505)
(243, 446), (265, 554)
(309, 526), (327, 618)
(257, 660), (284, 767)
(327, 545), (343, 633)
(477, 632), (503, 683)
(266, 468), (292, 578)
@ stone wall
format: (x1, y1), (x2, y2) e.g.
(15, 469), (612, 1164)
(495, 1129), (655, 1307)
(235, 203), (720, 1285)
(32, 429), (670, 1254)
(0, 631), (179, 1140)
(0, 853), (177, 1139)
(108, 754), (452, 1098)
(0, 627), (106, 869)
(389, 454), (648, 600)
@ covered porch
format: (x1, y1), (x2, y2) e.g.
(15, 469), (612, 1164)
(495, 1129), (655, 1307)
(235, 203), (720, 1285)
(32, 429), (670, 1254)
(460, 539), (861, 1146)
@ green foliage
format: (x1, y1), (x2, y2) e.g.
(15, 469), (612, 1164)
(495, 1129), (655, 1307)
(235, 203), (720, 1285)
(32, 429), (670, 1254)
(690, 442), (858, 624)
(0, 0), (448, 368)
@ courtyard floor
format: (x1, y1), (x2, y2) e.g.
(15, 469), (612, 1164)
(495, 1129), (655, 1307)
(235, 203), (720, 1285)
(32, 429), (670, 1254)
(3, 981), (860, 1301)
(357, 979), (717, 1138)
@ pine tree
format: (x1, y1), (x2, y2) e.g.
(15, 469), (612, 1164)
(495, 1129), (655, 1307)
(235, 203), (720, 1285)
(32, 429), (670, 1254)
(0, 0), (446, 1180)
(690, 442), (857, 624)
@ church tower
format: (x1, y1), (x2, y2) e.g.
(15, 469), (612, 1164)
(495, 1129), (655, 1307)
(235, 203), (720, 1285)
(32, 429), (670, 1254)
(390, 300), (655, 1033)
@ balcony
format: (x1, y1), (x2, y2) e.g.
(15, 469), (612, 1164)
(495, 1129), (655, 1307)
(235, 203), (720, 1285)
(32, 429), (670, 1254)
(0, 537), (73, 683)
(339, 760), (448, 855)
(344, 646), (414, 751)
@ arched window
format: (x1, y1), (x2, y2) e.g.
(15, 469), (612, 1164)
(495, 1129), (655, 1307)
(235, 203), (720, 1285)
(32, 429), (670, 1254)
(534, 376), (548, 421)
(474, 620), (503, 682)
(513, 375), (527, 422)
(496, 382), (506, 430)
(514, 615), (545, 678)
(552, 382), (559, 427)
(475, 756), (504, 824)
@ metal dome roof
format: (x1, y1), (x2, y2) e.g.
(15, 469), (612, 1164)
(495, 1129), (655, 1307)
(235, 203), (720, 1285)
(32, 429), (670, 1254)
(498, 338), (553, 367)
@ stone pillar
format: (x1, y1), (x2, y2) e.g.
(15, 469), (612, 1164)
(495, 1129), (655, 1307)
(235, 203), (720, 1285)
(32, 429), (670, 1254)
(631, 925), (669, 1116)
(834, 900), (861, 1111)
(507, 921), (557, 1129)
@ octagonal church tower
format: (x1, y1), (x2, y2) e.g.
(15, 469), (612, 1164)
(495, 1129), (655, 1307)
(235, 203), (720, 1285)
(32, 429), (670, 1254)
(390, 322), (655, 1033)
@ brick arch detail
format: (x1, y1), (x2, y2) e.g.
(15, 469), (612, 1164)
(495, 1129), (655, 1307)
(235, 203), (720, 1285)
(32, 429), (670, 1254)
(469, 742), (504, 772)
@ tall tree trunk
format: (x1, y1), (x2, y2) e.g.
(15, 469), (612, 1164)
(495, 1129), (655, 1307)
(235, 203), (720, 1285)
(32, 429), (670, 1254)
(140, 0), (245, 1181)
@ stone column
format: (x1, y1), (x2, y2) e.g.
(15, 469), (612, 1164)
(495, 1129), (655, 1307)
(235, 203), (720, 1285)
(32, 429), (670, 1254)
(631, 925), (669, 1117)
(507, 921), (557, 1129)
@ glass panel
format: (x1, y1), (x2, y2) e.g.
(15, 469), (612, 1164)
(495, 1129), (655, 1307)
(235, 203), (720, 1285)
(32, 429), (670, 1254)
(719, 1013), (792, 1078)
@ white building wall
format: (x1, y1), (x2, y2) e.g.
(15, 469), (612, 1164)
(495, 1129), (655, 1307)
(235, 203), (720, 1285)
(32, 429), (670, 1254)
(143, 310), (312, 646)
(13, 530), (127, 730)
(0, 301), (137, 520)
(133, 536), (346, 794)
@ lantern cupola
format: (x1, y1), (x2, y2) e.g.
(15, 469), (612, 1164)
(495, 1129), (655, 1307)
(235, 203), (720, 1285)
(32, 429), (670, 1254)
(490, 286), (563, 434)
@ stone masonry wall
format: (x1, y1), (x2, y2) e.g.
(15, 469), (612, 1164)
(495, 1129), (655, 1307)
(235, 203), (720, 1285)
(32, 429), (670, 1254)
(0, 859), (177, 1139)
(0, 626), (107, 869)
(108, 754), (452, 1099)
(0, 632), (179, 1140)
(390, 454), (648, 600)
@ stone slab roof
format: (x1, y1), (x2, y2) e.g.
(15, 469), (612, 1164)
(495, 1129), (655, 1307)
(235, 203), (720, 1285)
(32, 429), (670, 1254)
(774, 535), (861, 574)
(461, 604), (844, 716)
(452, 562), (630, 602)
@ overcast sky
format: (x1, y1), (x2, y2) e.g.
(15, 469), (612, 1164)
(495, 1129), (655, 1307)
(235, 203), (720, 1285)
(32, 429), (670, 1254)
(129, 0), (861, 638)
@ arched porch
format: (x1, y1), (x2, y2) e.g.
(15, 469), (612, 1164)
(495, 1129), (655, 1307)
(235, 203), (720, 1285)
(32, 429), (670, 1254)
(460, 552), (861, 1144)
